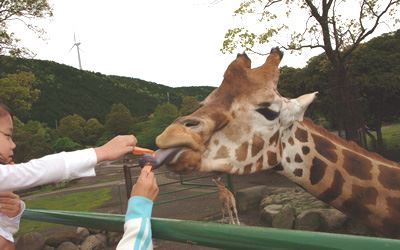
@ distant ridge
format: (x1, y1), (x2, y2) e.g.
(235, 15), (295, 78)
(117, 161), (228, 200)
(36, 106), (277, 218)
(0, 56), (215, 126)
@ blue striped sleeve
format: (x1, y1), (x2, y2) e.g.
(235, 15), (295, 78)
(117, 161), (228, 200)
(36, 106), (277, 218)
(125, 196), (153, 221)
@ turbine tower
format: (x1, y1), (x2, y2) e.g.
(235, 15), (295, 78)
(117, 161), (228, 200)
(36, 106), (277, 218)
(70, 33), (82, 70)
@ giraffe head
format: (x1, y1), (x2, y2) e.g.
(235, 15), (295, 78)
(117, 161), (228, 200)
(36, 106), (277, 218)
(156, 47), (317, 174)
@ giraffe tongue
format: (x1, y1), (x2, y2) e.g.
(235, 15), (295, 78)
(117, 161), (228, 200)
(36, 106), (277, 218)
(153, 147), (182, 169)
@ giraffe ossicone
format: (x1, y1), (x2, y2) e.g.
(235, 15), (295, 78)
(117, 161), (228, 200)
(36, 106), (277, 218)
(155, 47), (400, 238)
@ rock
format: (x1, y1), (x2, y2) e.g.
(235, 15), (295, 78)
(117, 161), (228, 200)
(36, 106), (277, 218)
(76, 227), (90, 241)
(346, 219), (375, 236)
(295, 210), (323, 231)
(107, 231), (123, 246)
(16, 232), (45, 250)
(272, 204), (296, 229)
(45, 227), (83, 246)
(236, 185), (268, 212)
(56, 241), (79, 250)
(80, 233), (107, 250)
(319, 209), (347, 231)
(260, 204), (283, 225)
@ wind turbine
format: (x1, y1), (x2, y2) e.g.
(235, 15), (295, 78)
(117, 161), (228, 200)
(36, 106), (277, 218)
(70, 33), (83, 70)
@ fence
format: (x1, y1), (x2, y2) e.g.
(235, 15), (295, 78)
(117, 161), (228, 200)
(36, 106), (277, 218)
(23, 209), (400, 250)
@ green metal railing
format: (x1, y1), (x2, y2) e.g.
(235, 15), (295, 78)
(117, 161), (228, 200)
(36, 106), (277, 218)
(23, 209), (400, 250)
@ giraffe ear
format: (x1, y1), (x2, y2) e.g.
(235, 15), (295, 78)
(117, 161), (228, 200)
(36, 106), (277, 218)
(281, 92), (318, 126)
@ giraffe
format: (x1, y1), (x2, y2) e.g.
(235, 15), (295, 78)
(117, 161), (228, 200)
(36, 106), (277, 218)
(212, 176), (240, 225)
(154, 47), (400, 238)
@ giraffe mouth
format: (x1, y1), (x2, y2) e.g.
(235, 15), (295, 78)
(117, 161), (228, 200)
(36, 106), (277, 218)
(155, 146), (201, 173)
(154, 147), (184, 168)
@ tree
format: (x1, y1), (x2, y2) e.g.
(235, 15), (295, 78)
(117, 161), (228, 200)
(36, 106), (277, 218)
(104, 103), (135, 136)
(348, 30), (400, 151)
(179, 96), (200, 116)
(53, 137), (81, 153)
(223, 0), (400, 142)
(0, 71), (40, 119)
(0, 0), (53, 56)
(13, 117), (53, 162)
(57, 114), (86, 144)
(136, 103), (179, 148)
(84, 118), (104, 146)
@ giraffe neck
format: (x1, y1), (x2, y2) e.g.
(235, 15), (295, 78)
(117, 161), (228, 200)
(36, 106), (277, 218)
(276, 118), (400, 237)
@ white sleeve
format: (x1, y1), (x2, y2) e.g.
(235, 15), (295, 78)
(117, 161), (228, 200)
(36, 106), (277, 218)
(0, 200), (25, 242)
(0, 148), (97, 192)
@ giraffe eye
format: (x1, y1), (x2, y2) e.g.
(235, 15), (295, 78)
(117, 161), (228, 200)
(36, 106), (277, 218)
(256, 104), (280, 121)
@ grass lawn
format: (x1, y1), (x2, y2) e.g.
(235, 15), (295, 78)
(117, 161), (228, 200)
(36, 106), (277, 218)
(366, 122), (400, 161)
(18, 187), (112, 235)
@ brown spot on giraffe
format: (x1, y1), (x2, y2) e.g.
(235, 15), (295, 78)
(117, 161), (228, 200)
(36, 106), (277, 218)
(378, 164), (400, 190)
(293, 168), (303, 177)
(282, 142), (286, 149)
(309, 157), (327, 185)
(256, 155), (264, 171)
(214, 145), (229, 159)
(295, 127), (308, 143)
(243, 163), (253, 175)
(269, 130), (279, 145)
(318, 170), (344, 204)
(294, 154), (303, 163)
(251, 134), (265, 157)
(342, 149), (373, 180)
(288, 137), (294, 145)
(302, 146), (310, 155)
(286, 157), (291, 163)
(235, 142), (248, 161)
(381, 197), (400, 236)
(214, 139), (219, 145)
(272, 163), (283, 171)
(351, 185), (378, 205)
(311, 133), (338, 163)
(267, 151), (277, 166)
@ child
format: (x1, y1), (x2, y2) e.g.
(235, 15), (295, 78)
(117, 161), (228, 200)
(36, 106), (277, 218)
(0, 101), (137, 249)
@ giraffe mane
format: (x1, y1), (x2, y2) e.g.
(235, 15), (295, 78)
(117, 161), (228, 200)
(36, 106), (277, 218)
(302, 118), (400, 168)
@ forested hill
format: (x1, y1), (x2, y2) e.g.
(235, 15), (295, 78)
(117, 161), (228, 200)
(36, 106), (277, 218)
(0, 56), (215, 126)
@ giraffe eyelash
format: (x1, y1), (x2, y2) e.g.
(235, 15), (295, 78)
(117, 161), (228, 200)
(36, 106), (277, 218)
(256, 104), (280, 121)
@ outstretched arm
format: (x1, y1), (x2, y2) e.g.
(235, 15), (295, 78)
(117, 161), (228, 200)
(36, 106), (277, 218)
(0, 135), (137, 192)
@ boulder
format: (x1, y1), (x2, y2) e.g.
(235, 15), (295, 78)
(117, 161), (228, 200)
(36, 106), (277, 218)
(236, 185), (268, 212)
(80, 233), (107, 250)
(16, 232), (45, 250)
(272, 204), (296, 229)
(56, 241), (79, 250)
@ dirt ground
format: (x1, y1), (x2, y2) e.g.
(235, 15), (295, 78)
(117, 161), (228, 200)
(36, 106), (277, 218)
(23, 161), (296, 250)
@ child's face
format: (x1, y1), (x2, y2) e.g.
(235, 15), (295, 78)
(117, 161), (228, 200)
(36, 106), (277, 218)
(0, 114), (16, 164)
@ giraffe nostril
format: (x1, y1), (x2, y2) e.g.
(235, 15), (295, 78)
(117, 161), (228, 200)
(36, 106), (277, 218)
(183, 120), (200, 128)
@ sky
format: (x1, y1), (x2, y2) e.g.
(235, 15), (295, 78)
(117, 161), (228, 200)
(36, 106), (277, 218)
(10, 0), (390, 88)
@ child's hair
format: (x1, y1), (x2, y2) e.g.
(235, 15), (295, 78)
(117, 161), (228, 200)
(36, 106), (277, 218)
(0, 100), (11, 118)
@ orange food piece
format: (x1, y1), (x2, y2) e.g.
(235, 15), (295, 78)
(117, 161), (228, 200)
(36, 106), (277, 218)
(132, 146), (155, 155)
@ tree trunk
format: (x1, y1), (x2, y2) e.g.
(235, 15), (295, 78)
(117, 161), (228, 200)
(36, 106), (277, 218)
(375, 121), (384, 153)
(332, 65), (364, 144)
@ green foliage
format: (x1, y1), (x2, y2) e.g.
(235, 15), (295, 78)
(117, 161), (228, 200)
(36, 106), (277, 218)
(0, 0), (53, 56)
(136, 103), (179, 148)
(179, 96), (200, 116)
(13, 117), (53, 163)
(0, 56), (214, 127)
(84, 118), (104, 145)
(0, 71), (40, 119)
(52, 137), (82, 152)
(57, 114), (86, 144)
(104, 103), (135, 136)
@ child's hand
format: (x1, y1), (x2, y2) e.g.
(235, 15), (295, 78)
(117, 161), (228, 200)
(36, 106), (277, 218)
(95, 135), (137, 162)
(0, 192), (21, 218)
(131, 168), (159, 201)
